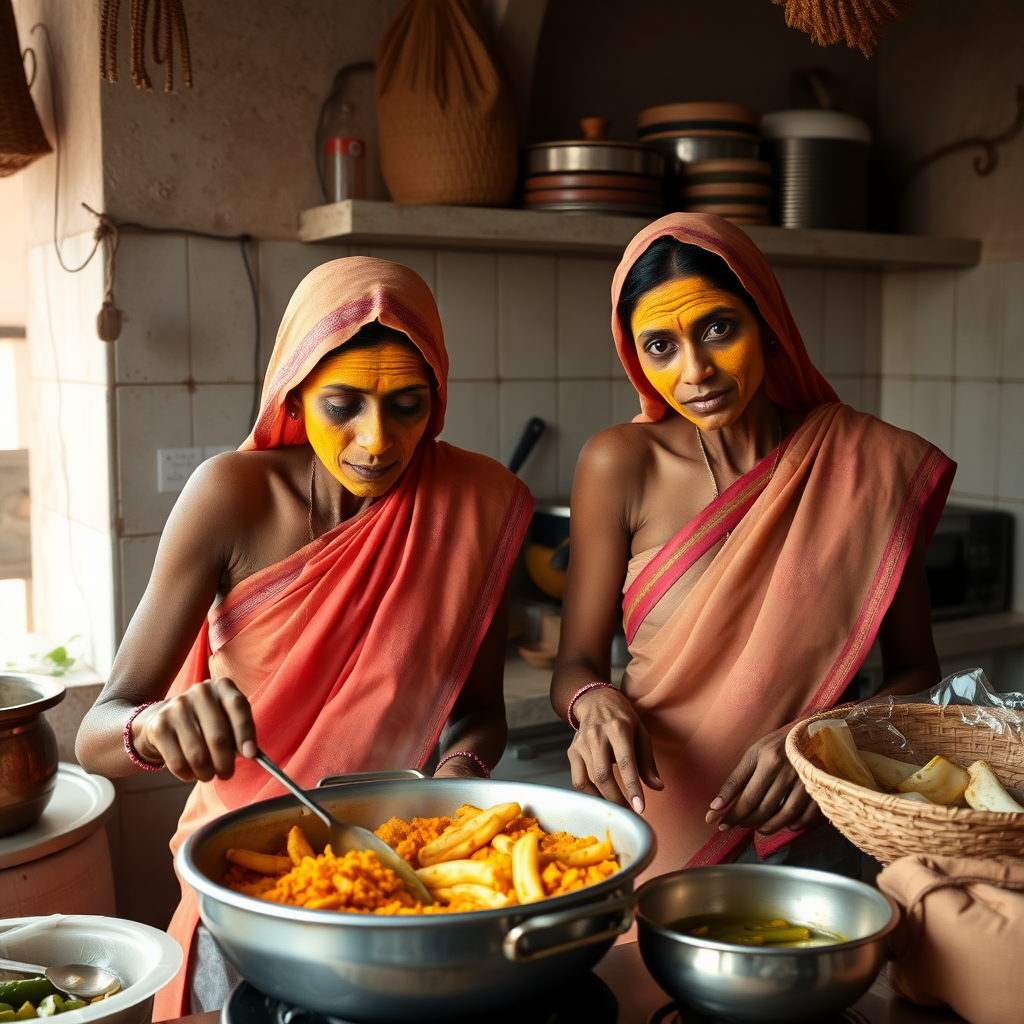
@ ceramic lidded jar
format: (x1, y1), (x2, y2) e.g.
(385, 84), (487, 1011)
(0, 675), (65, 837)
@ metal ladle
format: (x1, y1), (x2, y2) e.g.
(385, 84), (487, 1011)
(253, 750), (433, 905)
(0, 957), (120, 1001)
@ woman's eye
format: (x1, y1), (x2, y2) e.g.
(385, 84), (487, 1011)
(324, 401), (359, 420)
(706, 321), (732, 340)
(392, 400), (423, 417)
(644, 339), (673, 356)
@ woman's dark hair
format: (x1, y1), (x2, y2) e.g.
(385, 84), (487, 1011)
(616, 237), (763, 339)
(312, 320), (420, 373)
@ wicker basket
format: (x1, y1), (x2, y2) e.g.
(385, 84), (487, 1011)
(786, 703), (1024, 863)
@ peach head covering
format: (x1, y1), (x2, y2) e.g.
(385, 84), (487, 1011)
(611, 212), (838, 421)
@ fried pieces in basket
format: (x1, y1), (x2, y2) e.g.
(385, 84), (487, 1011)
(806, 718), (1022, 812)
(222, 801), (620, 915)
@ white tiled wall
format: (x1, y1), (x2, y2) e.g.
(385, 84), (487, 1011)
(27, 231), (889, 653)
(879, 261), (1024, 613)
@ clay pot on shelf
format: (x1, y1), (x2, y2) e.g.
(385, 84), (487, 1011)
(0, 675), (64, 837)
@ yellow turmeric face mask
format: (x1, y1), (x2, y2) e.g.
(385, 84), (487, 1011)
(630, 275), (765, 429)
(298, 341), (432, 498)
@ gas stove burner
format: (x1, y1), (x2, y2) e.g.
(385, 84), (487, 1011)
(223, 974), (617, 1024)
(647, 1002), (870, 1024)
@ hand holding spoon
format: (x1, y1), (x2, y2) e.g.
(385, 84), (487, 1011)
(253, 750), (433, 905)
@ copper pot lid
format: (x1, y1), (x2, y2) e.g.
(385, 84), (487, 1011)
(527, 118), (666, 177)
(638, 102), (762, 139)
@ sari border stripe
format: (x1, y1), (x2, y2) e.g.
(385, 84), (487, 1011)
(683, 444), (955, 871)
(623, 435), (792, 644)
(803, 446), (955, 718)
(411, 480), (535, 767)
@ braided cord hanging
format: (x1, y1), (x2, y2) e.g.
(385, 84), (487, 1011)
(772, 0), (917, 57)
(100, 0), (192, 92)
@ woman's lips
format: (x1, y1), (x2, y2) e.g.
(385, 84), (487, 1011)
(345, 461), (397, 480)
(683, 389), (730, 415)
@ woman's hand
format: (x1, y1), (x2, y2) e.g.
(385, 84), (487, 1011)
(569, 687), (663, 813)
(132, 678), (257, 782)
(706, 725), (822, 835)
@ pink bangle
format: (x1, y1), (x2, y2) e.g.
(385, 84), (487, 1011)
(567, 682), (616, 730)
(436, 750), (491, 778)
(124, 701), (165, 771)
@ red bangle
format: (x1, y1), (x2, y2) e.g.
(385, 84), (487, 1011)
(124, 701), (165, 771)
(436, 750), (491, 778)
(567, 682), (616, 730)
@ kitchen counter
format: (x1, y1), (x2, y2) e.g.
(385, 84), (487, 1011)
(163, 939), (966, 1023)
(503, 611), (1024, 729)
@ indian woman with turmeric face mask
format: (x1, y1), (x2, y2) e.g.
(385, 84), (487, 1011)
(551, 214), (954, 882)
(76, 259), (532, 1016)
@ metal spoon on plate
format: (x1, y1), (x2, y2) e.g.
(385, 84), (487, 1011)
(0, 957), (120, 1001)
(253, 750), (433, 905)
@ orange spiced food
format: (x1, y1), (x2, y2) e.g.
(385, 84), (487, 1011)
(223, 801), (619, 915)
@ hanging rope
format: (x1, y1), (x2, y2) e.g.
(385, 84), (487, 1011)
(772, 0), (917, 57)
(100, 0), (192, 92)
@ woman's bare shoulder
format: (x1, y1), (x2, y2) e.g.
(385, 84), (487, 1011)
(170, 447), (304, 533)
(577, 422), (659, 480)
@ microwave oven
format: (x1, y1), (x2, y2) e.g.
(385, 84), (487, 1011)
(925, 505), (1014, 620)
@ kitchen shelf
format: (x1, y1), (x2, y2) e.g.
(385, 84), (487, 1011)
(299, 199), (981, 270)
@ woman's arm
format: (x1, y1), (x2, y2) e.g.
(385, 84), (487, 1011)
(434, 583), (511, 778)
(551, 431), (663, 812)
(708, 527), (940, 835)
(75, 455), (262, 781)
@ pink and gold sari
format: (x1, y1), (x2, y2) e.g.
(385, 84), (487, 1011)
(610, 215), (954, 879)
(155, 258), (532, 1019)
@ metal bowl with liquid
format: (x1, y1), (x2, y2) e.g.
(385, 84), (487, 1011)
(636, 865), (898, 1022)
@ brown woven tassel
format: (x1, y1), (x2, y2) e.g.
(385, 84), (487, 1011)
(100, 0), (192, 91)
(772, 0), (917, 57)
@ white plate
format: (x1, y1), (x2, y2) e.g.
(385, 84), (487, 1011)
(0, 765), (115, 870)
(0, 916), (182, 1024)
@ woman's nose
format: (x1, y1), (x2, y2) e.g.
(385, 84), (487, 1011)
(356, 410), (389, 455)
(679, 343), (714, 386)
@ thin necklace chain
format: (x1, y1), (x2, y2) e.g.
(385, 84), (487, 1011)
(696, 409), (783, 502)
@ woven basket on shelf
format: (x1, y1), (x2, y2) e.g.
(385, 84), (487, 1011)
(0, 0), (51, 176)
(786, 702), (1024, 864)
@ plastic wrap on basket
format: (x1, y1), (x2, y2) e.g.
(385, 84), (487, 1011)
(842, 668), (1024, 763)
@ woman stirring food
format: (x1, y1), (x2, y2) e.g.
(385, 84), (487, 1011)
(551, 214), (954, 879)
(75, 258), (532, 1017)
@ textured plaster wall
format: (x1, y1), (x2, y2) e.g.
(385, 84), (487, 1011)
(14, 0), (104, 247)
(97, 0), (401, 239)
(878, 0), (1024, 260)
(529, 0), (880, 144)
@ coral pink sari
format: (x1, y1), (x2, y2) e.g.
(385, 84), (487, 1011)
(155, 258), (531, 1019)
(610, 215), (955, 879)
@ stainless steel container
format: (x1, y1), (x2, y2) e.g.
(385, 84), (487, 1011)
(0, 675), (64, 837)
(636, 865), (897, 1022)
(525, 139), (666, 178)
(178, 776), (655, 1021)
(761, 110), (871, 230)
(647, 134), (759, 171)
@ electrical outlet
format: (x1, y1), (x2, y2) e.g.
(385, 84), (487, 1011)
(157, 447), (203, 493)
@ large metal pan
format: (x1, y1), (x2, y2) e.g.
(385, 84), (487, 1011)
(177, 774), (655, 1021)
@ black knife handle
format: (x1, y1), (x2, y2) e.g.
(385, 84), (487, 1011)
(508, 416), (546, 474)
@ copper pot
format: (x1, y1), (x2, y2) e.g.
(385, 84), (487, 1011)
(0, 675), (65, 837)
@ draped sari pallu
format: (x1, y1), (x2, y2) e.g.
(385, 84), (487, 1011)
(620, 404), (954, 878)
(153, 256), (533, 1020)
